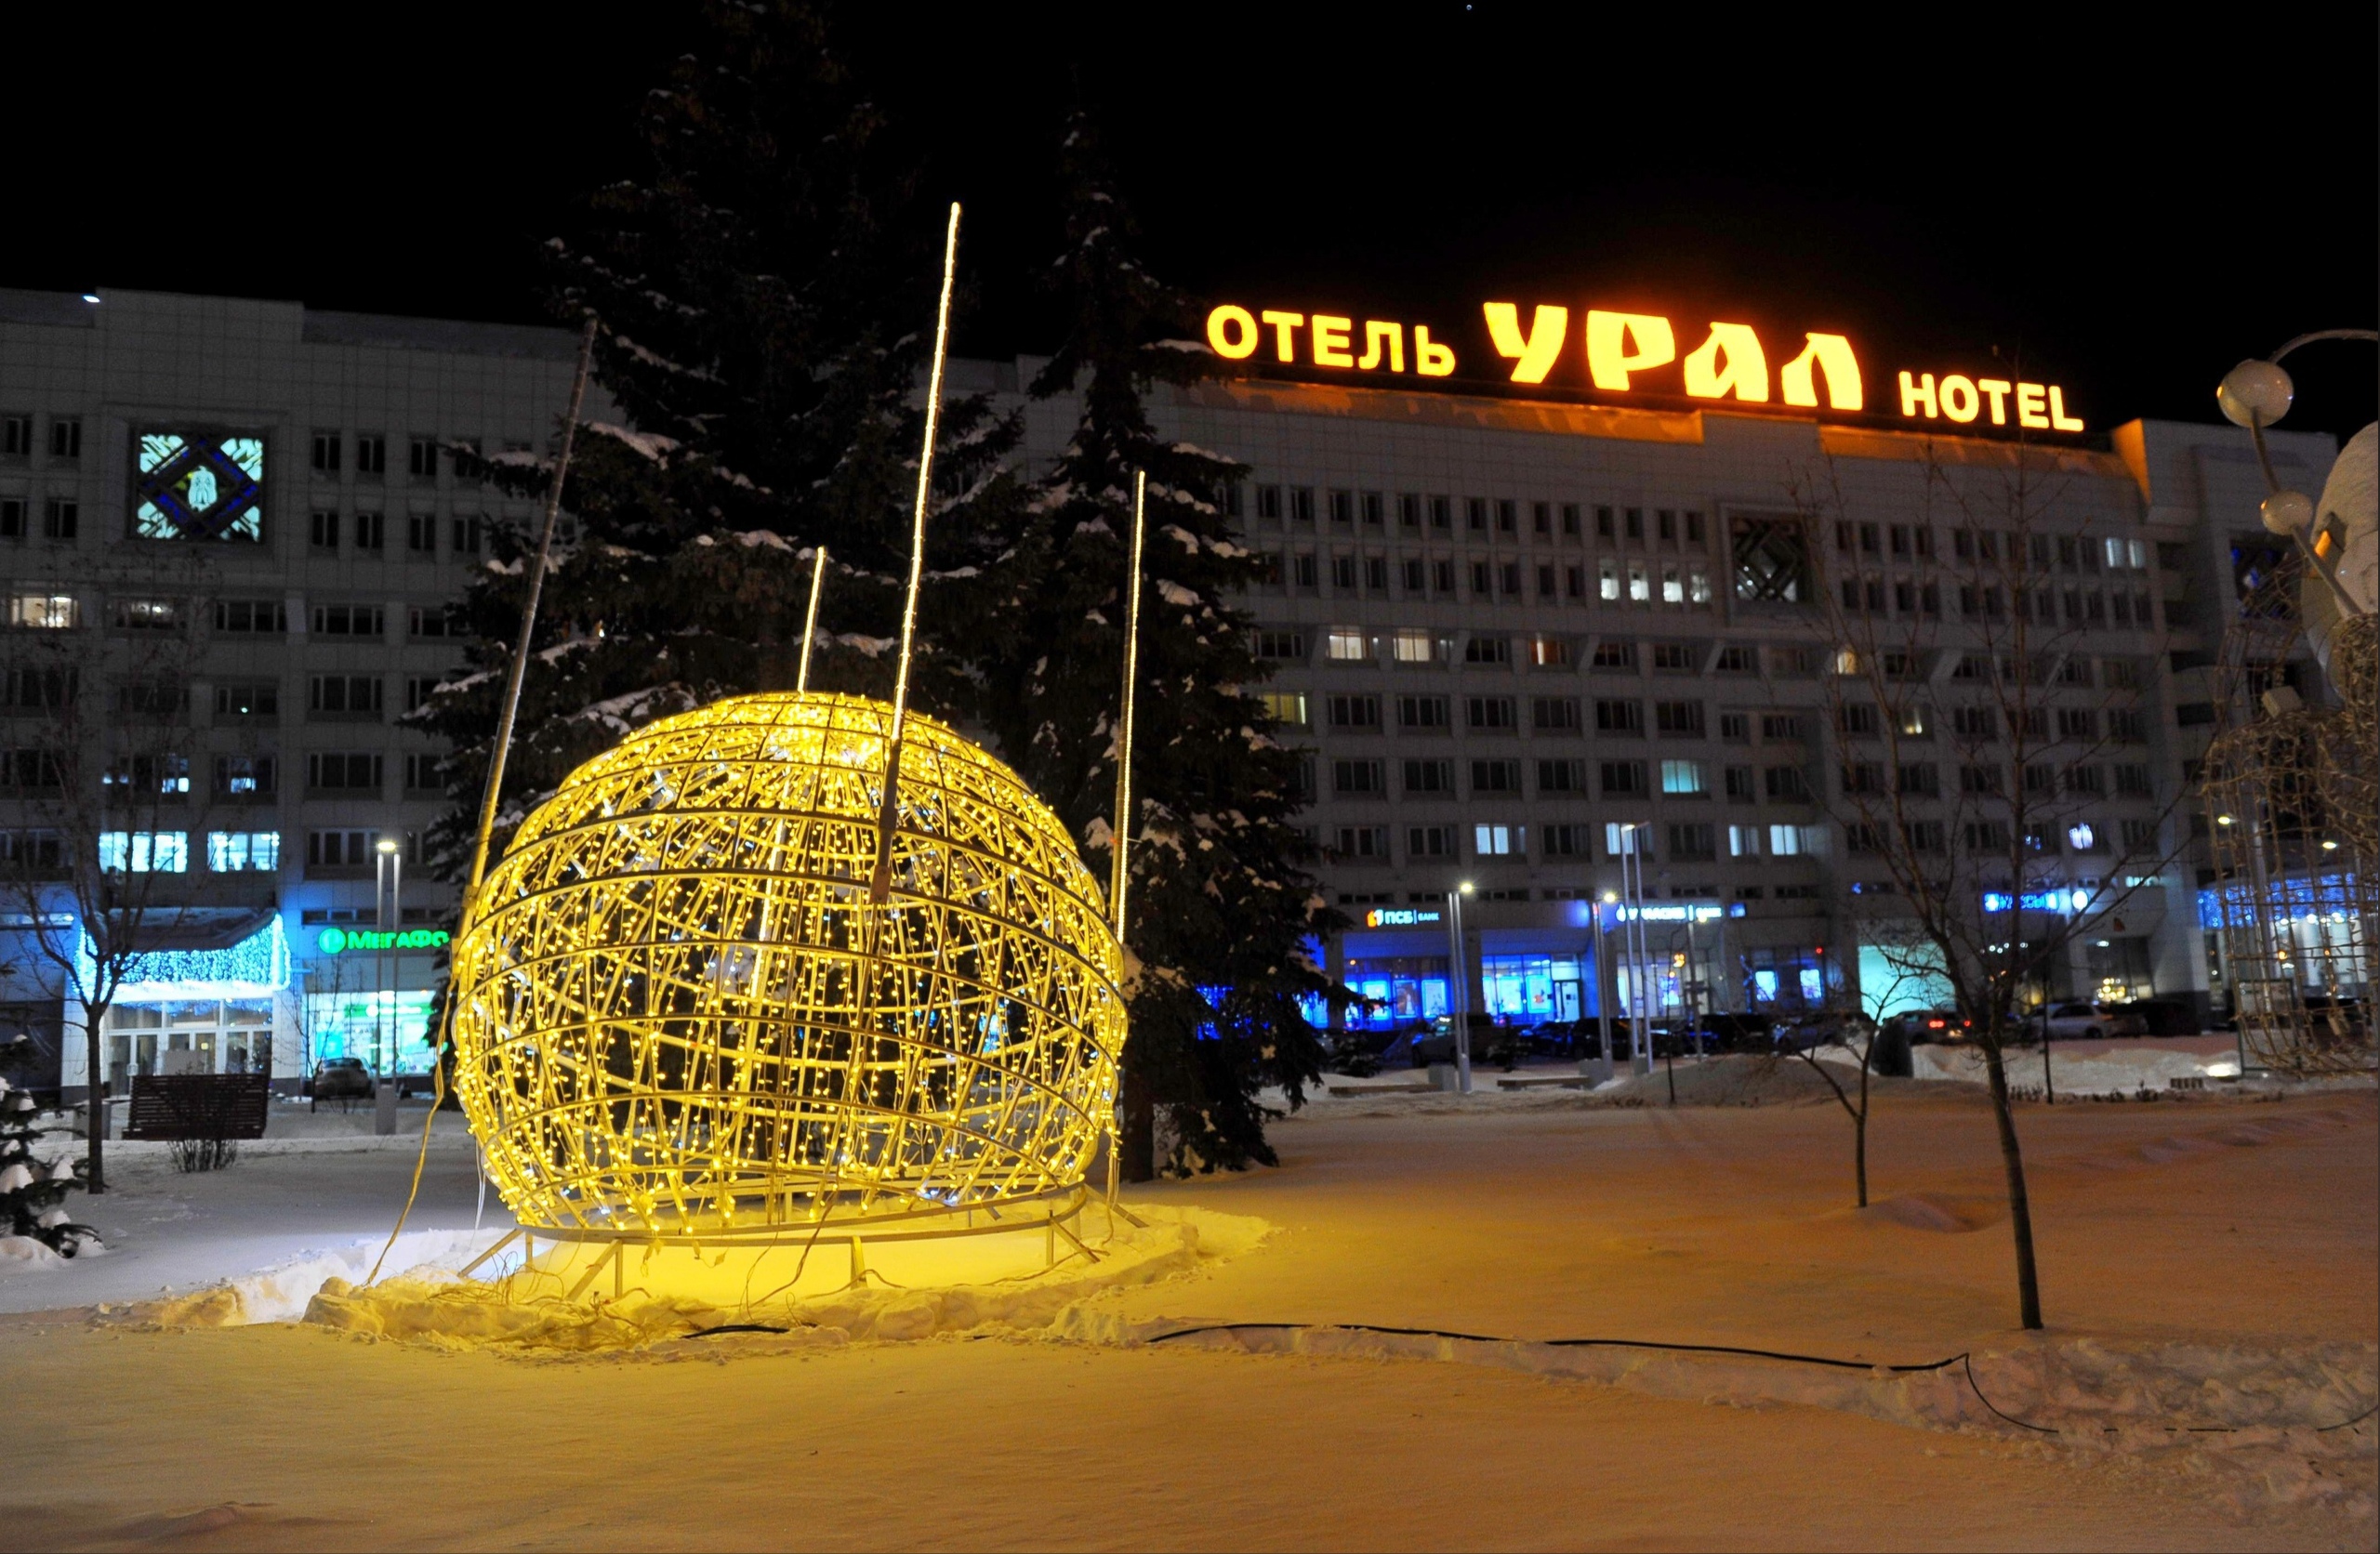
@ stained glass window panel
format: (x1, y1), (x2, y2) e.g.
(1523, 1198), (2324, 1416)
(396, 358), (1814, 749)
(131, 430), (265, 541)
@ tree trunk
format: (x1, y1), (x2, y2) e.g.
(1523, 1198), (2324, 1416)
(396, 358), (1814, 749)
(1853, 1110), (1868, 1207)
(1118, 1056), (1156, 1183)
(1980, 1042), (2043, 1329)
(84, 1016), (105, 1194)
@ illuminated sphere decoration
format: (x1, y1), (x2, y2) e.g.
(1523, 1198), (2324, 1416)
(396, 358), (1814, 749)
(448, 691), (1123, 1241)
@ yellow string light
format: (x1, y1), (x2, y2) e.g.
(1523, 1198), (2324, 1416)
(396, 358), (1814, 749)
(448, 691), (1124, 1239)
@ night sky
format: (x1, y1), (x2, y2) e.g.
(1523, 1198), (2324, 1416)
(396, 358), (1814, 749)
(14, 7), (2373, 439)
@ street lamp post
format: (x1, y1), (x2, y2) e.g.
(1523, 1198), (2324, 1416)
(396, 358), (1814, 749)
(374, 837), (402, 1135)
(1444, 881), (1474, 1093)
(1595, 890), (1618, 1078)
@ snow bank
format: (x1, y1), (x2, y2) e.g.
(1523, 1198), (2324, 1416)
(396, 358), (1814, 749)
(1911, 1037), (2242, 1095)
(117, 1207), (1272, 1355)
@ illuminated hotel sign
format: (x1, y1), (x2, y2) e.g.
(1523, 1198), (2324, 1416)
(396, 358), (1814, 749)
(316, 926), (450, 955)
(1204, 302), (2085, 434)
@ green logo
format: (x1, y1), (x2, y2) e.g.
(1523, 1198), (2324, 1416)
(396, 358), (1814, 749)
(315, 926), (449, 955)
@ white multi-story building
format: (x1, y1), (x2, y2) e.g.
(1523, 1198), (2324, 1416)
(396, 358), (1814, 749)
(0, 287), (602, 1096)
(0, 286), (2336, 1095)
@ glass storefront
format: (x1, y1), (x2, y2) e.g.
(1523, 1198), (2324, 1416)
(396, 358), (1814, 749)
(1479, 954), (1586, 1025)
(1741, 947), (1826, 1010)
(305, 990), (437, 1076)
(106, 998), (276, 1087)
(1343, 956), (1449, 1029)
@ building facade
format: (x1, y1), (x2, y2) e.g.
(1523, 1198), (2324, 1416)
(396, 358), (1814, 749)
(974, 361), (2337, 1034)
(0, 286), (2338, 1097)
(0, 288), (596, 1096)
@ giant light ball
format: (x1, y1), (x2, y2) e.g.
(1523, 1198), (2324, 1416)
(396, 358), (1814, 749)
(448, 692), (1123, 1238)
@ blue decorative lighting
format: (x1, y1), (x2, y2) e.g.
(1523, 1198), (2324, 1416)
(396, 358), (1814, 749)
(94, 915), (292, 1000)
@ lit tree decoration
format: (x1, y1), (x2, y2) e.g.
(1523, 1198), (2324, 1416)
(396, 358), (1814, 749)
(446, 690), (1123, 1236)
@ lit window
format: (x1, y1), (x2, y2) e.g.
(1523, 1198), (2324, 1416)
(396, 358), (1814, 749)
(1390, 627), (1434, 664)
(1627, 562), (1649, 602)
(1473, 823), (1521, 857)
(1661, 565), (1684, 604)
(1659, 759), (1706, 795)
(1727, 824), (1761, 857)
(7, 593), (78, 629)
(99, 831), (189, 873)
(1768, 823), (1803, 856)
(1598, 560), (1620, 600)
(1258, 691), (1308, 726)
(1325, 627), (1368, 661)
(206, 831), (282, 872)
(1604, 822), (1649, 856)
(1688, 570), (1711, 603)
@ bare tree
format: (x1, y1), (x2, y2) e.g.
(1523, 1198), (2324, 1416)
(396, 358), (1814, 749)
(0, 568), (230, 1193)
(1789, 442), (2190, 1328)
(1781, 923), (1936, 1208)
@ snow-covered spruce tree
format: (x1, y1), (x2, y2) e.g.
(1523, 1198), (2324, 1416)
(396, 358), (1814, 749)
(982, 113), (1343, 1178)
(0, 1032), (86, 1258)
(410, 0), (1020, 876)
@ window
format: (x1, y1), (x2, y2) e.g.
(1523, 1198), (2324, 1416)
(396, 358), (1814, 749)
(306, 752), (384, 792)
(1768, 823), (1819, 856)
(1254, 630), (1305, 661)
(112, 597), (182, 630)
(1259, 691), (1308, 726)
(1594, 699), (1643, 734)
(354, 511), (385, 550)
(1466, 695), (1516, 731)
(0, 415), (30, 459)
(2120, 818), (2159, 849)
(1463, 635), (1511, 665)
(1317, 625), (1370, 663)
(1731, 514), (1808, 602)
(2022, 763), (2056, 796)
(1471, 758), (1522, 794)
(1561, 504), (1581, 536)
(1327, 693), (1380, 730)
(1330, 555), (1357, 590)
(1333, 824), (1390, 861)
(1657, 509), (1676, 543)
(1401, 559), (1426, 593)
(311, 603), (385, 637)
(1590, 640), (1635, 669)
(1365, 557), (1388, 590)
(1605, 822), (1650, 857)
(1841, 762), (1884, 795)
(1650, 643), (1696, 672)
(1897, 763), (1938, 796)
(1433, 559), (1456, 592)
(1473, 823), (1521, 856)
(7, 590), (79, 627)
(1464, 497), (1488, 531)
(1667, 823), (1715, 860)
(1531, 696), (1580, 731)
(100, 751), (189, 795)
(1426, 495), (1450, 530)
(2115, 763), (2152, 797)
(1717, 712), (1750, 743)
(214, 755), (276, 798)
(451, 514), (484, 554)
(212, 599), (286, 634)
(1600, 759), (1647, 796)
(1397, 494), (1421, 528)
(1724, 764), (1755, 799)
(1528, 634), (1570, 667)
(206, 831), (281, 872)
(43, 498), (77, 539)
(1598, 560), (1620, 600)
(113, 680), (186, 718)
(1710, 646), (1753, 675)
(1496, 499), (1517, 533)
(1408, 824), (1456, 857)
(406, 513), (437, 554)
(1659, 758), (1707, 796)
(1627, 562), (1649, 601)
(1655, 700), (1704, 736)
(1662, 565), (1686, 604)
(311, 509), (339, 550)
(214, 679), (279, 718)
(1398, 694), (1448, 730)
(408, 438), (439, 481)
(1290, 487), (1315, 523)
(1388, 627), (1435, 664)
(1759, 713), (1805, 741)
(2063, 764), (2106, 797)
(1902, 821), (1947, 852)
(1532, 501), (1552, 534)
(1542, 823), (1593, 857)
(1332, 758), (1385, 796)
(48, 417), (82, 460)
(312, 430), (342, 474)
(1566, 564), (1585, 599)
(1624, 507), (1645, 540)
(1728, 823), (1762, 858)
(404, 676), (444, 713)
(307, 829), (384, 869)
(1964, 821), (2011, 851)
(99, 831), (187, 873)
(356, 435), (387, 477)
(403, 753), (445, 792)
(1764, 765), (1810, 800)
(1255, 485), (1282, 522)
(1403, 758), (1454, 793)
(0, 497), (20, 538)
(1536, 757), (1585, 793)
(1470, 560), (1493, 596)
(1960, 764), (2003, 795)
(2056, 708), (2098, 740)
(2107, 709), (2146, 744)
(1897, 704), (1933, 739)
(1837, 704), (1879, 737)
(1952, 706), (1997, 739)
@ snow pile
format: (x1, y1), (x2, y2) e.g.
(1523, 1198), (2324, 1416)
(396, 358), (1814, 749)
(1911, 1037), (2240, 1095)
(1586, 1055), (1977, 1110)
(109, 1206), (1271, 1354)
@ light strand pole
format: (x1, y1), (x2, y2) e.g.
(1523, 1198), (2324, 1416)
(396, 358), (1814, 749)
(367, 312), (595, 1286)
(1444, 881), (1474, 1093)
(1106, 469), (1146, 1214)
(796, 545), (828, 694)
(869, 201), (961, 904)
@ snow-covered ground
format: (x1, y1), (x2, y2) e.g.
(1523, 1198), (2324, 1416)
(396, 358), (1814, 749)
(0, 1070), (2370, 1548)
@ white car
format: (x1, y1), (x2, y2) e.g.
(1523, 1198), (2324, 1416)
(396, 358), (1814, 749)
(2029, 1002), (2146, 1042)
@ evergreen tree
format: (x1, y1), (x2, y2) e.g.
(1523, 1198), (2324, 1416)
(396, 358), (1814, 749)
(0, 1032), (86, 1257)
(413, 0), (1019, 873)
(980, 112), (1343, 1177)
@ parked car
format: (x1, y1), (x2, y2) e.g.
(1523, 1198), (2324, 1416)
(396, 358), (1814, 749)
(2027, 1001), (2147, 1042)
(310, 1057), (374, 1109)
